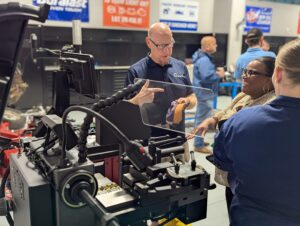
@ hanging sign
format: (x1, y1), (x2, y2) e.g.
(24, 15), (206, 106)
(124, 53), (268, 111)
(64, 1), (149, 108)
(103, 0), (150, 29)
(33, 0), (89, 22)
(245, 6), (272, 33)
(159, 0), (199, 31)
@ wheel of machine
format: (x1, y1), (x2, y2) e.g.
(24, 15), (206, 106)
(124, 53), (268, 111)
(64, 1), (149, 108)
(60, 170), (98, 208)
(2, 107), (26, 130)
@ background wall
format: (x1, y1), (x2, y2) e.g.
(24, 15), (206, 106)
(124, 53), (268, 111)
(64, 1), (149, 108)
(15, 0), (215, 33)
(212, 0), (300, 37)
(213, 0), (232, 34)
(247, 0), (300, 37)
(213, 0), (300, 65)
(3, 0), (300, 36)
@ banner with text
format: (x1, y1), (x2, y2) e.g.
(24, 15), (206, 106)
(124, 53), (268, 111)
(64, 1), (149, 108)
(245, 6), (272, 33)
(103, 0), (150, 29)
(159, 0), (199, 31)
(33, 0), (89, 22)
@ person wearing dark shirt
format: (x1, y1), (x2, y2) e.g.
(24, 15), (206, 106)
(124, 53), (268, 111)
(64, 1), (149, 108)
(214, 38), (300, 226)
(125, 22), (196, 140)
(125, 22), (196, 226)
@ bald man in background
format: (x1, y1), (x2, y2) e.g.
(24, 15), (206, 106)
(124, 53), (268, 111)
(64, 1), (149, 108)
(192, 36), (224, 154)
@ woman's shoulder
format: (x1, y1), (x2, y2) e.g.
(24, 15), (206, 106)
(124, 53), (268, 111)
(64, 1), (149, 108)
(231, 92), (251, 107)
(249, 90), (276, 106)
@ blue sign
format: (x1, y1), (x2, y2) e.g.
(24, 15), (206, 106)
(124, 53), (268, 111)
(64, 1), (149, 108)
(33, 0), (89, 22)
(160, 20), (197, 31)
(159, 0), (199, 31)
(245, 6), (272, 33)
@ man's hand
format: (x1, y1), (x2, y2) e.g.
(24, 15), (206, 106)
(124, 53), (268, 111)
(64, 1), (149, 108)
(129, 80), (164, 106)
(176, 93), (196, 109)
(176, 97), (190, 108)
(216, 67), (225, 78)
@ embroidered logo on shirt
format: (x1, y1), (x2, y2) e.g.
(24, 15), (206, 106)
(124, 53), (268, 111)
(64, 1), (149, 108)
(173, 73), (185, 78)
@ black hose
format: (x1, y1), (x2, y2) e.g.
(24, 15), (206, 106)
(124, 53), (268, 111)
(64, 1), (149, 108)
(60, 106), (132, 168)
(76, 80), (145, 163)
(59, 80), (145, 167)
(0, 167), (9, 198)
(6, 210), (14, 226)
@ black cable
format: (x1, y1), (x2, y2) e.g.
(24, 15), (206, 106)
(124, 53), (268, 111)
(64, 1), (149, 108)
(60, 106), (132, 168)
(59, 80), (144, 166)
(0, 167), (9, 198)
(6, 209), (14, 226)
(26, 136), (58, 157)
(76, 80), (145, 163)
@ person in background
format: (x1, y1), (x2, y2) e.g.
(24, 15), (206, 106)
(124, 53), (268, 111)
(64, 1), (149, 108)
(214, 38), (300, 226)
(234, 28), (276, 81)
(125, 22), (196, 226)
(187, 56), (276, 213)
(192, 36), (224, 154)
(262, 39), (270, 51)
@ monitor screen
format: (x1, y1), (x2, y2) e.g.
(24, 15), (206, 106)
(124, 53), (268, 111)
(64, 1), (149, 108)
(60, 52), (97, 99)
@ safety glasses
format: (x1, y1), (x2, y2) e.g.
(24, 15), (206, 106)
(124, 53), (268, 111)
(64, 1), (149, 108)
(149, 38), (175, 50)
(242, 68), (270, 78)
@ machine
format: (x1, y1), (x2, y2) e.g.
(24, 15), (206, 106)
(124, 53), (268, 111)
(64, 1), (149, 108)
(0, 2), (213, 226)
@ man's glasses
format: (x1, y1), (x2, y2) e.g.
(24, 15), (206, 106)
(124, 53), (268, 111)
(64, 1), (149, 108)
(242, 69), (270, 78)
(149, 38), (175, 50)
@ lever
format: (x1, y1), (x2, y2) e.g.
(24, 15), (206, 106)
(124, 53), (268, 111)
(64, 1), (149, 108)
(190, 151), (196, 171)
(170, 153), (180, 174)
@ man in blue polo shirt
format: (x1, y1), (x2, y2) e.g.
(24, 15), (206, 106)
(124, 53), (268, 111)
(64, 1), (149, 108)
(125, 22), (196, 139)
(125, 22), (197, 226)
(234, 28), (276, 80)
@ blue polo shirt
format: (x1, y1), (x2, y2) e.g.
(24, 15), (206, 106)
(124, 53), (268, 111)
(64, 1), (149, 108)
(214, 96), (300, 226)
(125, 55), (192, 87)
(125, 55), (193, 137)
(234, 48), (276, 80)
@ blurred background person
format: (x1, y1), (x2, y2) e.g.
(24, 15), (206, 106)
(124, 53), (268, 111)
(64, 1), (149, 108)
(262, 39), (270, 51)
(234, 28), (276, 81)
(192, 36), (224, 154)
